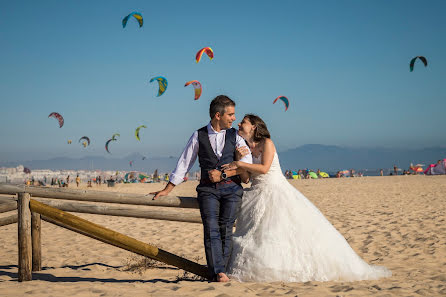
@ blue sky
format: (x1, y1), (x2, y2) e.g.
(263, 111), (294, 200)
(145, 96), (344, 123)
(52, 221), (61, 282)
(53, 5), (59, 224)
(1, 0), (445, 162)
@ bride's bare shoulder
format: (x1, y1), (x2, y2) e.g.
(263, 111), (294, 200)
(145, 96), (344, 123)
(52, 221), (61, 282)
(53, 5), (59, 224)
(262, 138), (276, 153)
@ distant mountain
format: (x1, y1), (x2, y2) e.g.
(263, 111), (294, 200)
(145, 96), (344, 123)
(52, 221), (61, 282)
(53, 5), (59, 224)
(1, 145), (445, 172)
(278, 144), (446, 170)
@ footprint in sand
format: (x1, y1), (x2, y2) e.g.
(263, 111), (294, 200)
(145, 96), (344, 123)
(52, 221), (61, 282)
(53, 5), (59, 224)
(330, 285), (354, 293)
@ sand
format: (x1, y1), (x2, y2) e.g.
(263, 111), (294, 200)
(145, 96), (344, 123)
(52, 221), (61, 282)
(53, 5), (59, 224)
(0, 175), (445, 296)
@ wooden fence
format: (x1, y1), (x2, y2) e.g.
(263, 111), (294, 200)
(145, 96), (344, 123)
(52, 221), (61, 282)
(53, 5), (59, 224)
(0, 183), (208, 281)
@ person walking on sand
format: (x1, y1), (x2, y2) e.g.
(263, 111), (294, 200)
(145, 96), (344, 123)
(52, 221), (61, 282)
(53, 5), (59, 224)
(76, 175), (80, 187)
(149, 95), (252, 282)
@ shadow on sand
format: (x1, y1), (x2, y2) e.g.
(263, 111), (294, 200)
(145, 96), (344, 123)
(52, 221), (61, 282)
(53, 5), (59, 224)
(0, 264), (205, 284)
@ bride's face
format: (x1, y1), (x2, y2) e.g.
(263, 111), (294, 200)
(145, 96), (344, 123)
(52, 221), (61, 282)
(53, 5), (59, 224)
(238, 117), (255, 139)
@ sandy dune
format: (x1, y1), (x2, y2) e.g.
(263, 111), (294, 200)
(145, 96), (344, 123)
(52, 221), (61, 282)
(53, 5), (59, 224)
(1, 175), (445, 296)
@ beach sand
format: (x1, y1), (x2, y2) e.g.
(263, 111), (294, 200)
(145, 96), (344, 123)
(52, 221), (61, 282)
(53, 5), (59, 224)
(1, 175), (445, 296)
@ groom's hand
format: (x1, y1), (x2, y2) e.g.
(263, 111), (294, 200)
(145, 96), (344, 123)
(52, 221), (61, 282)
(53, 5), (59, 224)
(208, 169), (222, 183)
(149, 189), (168, 200)
(149, 182), (175, 200)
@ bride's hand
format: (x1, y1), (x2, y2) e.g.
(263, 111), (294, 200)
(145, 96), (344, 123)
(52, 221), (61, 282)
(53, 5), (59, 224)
(222, 161), (239, 171)
(235, 146), (250, 160)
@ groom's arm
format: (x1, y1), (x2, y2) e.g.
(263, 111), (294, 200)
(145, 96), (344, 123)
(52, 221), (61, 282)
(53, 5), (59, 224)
(235, 135), (252, 183)
(150, 132), (199, 200)
(208, 132), (252, 183)
(208, 168), (250, 183)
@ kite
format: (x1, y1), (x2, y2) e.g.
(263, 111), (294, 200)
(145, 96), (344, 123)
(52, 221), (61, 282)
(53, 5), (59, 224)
(111, 133), (120, 141)
(142, 156), (146, 160)
(195, 47), (214, 63)
(48, 112), (64, 128)
(129, 160), (133, 167)
(82, 141), (87, 148)
(79, 136), (90, 146)
(67, 140), (72, 144)
(135, 125), (147, 141)
(409, 56), (428, 72)
(23, 167), (31, 174)
(184, 80), (202, 100)
(122, 12), (143, 28)
(273, 96), (289, 111)
(105, 139), (114, 154)
(149, 76), (168, 96)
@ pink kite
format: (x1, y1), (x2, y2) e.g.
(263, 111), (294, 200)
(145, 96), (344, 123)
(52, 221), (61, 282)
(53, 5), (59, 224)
(195, 47), (214, 63)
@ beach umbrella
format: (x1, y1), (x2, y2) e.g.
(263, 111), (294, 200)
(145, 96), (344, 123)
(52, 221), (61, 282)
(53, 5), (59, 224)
(319, 172), (329, 178)
(308, 172), (318, 179)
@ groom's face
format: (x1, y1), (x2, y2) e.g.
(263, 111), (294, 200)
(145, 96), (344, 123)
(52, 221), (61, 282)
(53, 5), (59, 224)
(219, 106), (236, 129)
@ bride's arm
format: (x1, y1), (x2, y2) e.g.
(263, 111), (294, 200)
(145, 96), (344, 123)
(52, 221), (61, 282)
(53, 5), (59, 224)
(224, 139), (275, 175)
(208, 146), (251, 184)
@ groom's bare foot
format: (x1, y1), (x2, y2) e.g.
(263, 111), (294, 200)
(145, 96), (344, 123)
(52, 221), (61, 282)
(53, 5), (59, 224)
(216, 272), (230, 282)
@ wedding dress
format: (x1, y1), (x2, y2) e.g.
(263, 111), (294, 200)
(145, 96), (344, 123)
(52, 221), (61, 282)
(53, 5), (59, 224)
(228, 152), (391, 282)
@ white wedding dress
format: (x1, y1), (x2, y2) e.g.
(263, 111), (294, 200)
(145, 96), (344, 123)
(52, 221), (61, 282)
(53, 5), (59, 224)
(228, 152), (391, 282)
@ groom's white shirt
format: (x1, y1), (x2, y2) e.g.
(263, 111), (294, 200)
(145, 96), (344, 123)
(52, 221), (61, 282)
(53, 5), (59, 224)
(169, 122), (253, 185)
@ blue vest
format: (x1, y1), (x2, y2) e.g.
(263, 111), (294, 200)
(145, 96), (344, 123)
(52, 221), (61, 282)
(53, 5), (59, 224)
(198, 126), (241, 185)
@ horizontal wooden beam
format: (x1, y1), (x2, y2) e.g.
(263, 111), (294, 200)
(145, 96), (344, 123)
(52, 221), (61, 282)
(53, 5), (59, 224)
(0, 201), (17, 213)
(0, 214), (17, 227)
(32, 199), (202, 224)
(0, 184), (199, 209)
(29, 199), (208, 279)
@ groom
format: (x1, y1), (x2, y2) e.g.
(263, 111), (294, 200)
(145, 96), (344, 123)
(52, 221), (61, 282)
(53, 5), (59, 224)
(151, 95), (252, 282)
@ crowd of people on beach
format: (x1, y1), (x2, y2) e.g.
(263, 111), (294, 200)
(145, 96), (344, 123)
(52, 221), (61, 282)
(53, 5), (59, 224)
(284, 169), (363, 179)
(22, 170), (198, 188)
(20, 160), (442, 187)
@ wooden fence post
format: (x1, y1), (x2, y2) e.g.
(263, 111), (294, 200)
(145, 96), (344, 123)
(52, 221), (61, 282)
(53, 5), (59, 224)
(18, 192), (32, 281)
(31, 212), (42, 271)
(30, 199), (208, 279)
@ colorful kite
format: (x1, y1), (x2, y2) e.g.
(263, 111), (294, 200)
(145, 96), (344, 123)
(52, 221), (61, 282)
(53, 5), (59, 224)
(184, 80), (202, 100)
(67, 140), (72, 144)
(273, 96), (289, 111)
(409, 56), (428, 72)
(48, 112), (64, 128)
(149, 76), (168, 96)
(195, 47), (214, 63)
(122, 12), (143, 28)
(135, 125), (147, 141)
(111, 133), (120, 141)
(105, 139), (114, 154)
(129, 160), (133, 167)
(82, 141), (87, 148)
(79, 136), (90, 146)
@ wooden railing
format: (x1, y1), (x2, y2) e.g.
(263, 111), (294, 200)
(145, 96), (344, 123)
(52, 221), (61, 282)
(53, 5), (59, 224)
(0, 184), (208, 281)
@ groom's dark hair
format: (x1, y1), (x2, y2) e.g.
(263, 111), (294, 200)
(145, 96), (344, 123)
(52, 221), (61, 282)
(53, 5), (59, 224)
(209, 95), (235, 119)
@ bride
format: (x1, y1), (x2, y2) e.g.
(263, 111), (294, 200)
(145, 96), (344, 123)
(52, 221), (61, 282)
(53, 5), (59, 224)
(222, 114), (391, 282)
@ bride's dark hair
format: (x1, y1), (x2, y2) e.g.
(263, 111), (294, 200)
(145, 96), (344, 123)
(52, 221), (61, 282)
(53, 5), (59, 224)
(244, 114), (270, 142)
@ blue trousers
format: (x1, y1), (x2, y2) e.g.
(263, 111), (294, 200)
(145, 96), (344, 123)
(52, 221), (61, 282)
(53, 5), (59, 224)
(196, 182), (243, 280)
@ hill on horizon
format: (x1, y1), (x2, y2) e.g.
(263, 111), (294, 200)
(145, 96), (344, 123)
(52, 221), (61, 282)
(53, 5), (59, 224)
(1, 145), (445, 172)
(278, 144), (446, 171)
